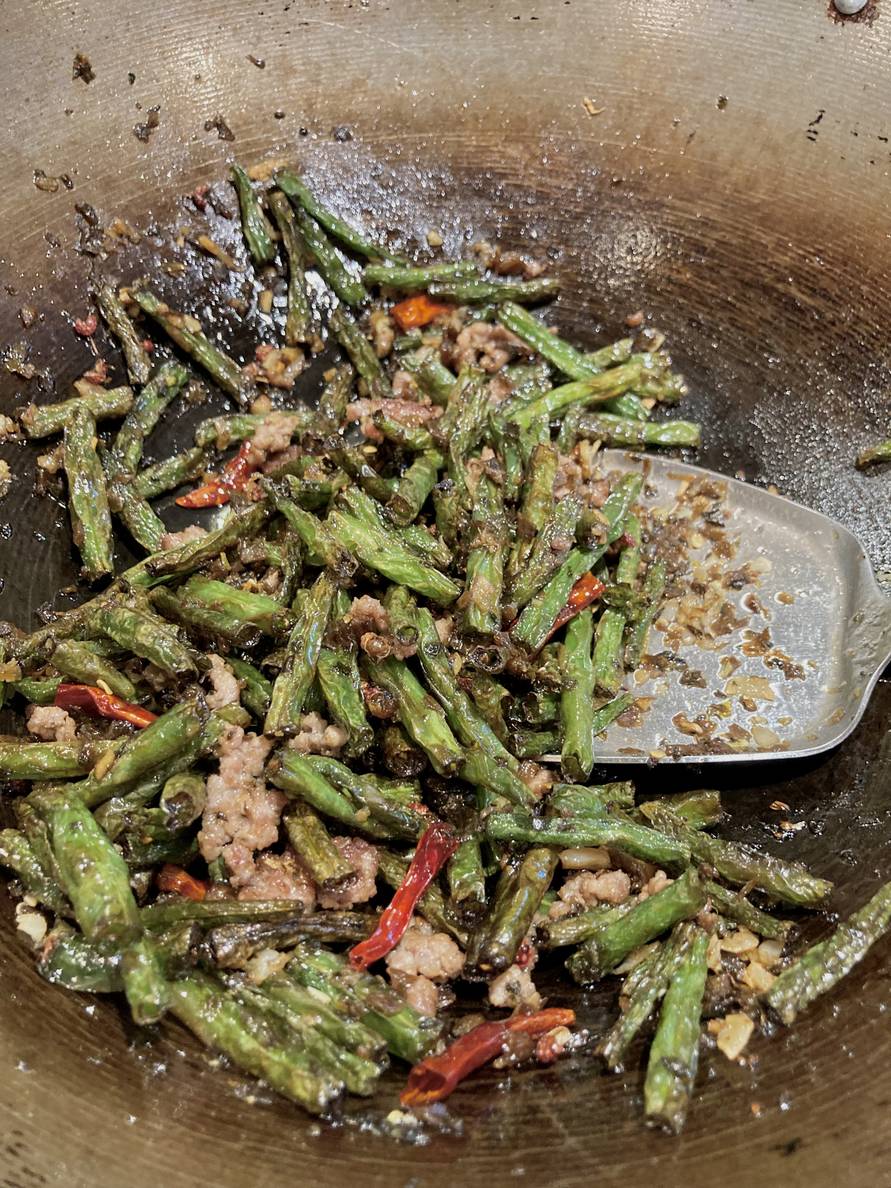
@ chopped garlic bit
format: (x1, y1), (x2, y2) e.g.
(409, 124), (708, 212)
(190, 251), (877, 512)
(709, 1012), (754, 1061)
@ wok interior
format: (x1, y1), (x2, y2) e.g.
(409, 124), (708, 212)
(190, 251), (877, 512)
(0, 1), (889, 1184)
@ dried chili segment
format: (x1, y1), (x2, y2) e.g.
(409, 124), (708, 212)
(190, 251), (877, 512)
(53, 683), (157, 729)
(176, 441), (259, 508)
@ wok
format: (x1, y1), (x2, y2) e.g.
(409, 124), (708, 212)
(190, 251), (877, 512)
(0, 0), (889, 1184)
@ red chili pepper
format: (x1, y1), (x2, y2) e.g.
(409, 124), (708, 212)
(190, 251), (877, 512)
(545, 572), (606, 642)
(348, 821), (458, 970)
(176, 440), (259, 508)
(400, 1008), (576, 1107)
(53, 683), (157, 729)
(391, 294), (454, 332)
(157, 864), (208, 901)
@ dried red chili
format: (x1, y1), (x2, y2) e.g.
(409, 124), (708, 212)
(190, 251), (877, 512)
(400, 1008), (576, 1106)
(348, 821), (458, 970)
(157, 864), (208, 901)
(176, 440), (259, 508)
(53, 683), (157, 729)
(391, 294), (454, 332)
(545, 572), (605, 641)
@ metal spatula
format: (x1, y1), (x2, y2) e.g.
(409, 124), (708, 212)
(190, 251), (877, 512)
(557, 450), (891, 766)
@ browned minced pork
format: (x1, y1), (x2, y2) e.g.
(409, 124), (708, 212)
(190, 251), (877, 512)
(487, 372), (514, 403)
(347, 594), (390, 635)
(449, 322), (528, 373)
(249, 410), (301, 456)
(317, 837), (379, 909)
(247, 345), (305, 390)
(391, 370), (418, 400)
(26, 705), (76, 742)
(287, 712), (349, 757)
(473, 241), (547, 280)
(554, 453), (611, 507)
(198, 726), (285, 877)
(488, 964), (542, 1010)
(386, 919), (465, 982)
(233, 849), (317, 909)
(433, 615), (454, 645)
(159, 523), (207, 551)
(205, 653), (241, 710)
(388, 969), (440, 1017)
(369, 310), (395, 358)
(346, 398), (442, 443)
(556, 870), (632, 913)
(639, 870), (672, 900)
(518, 760), (555, 799)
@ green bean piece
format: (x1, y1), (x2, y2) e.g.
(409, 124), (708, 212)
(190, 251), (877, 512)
(121, 934), (170, 1025)
(329, 305), (389, 395)
(38, 925), (124, 992)
(94, 283), (152, 385)
(363, 260), (480, 289)
(549, 780), (636, 817)
(20, 383), (134, 439)
(0, 739), (121, 781)
(644, 924), (709, 1133)
(703, 881), (790, 941)
(379, 724), (426, 778)
(856, 438), (891, 469)
(9, 677), (61, 705)
(448, 838), (487, 917)
(510, 728), (559, 759)
(625, 558), (667, 669)
(568, 869), (705, 984)
(640, 802), (832, 907)
(307, 755), (427, 840)
(576, 412), (701, 448)
(328, 507), (459, 606)
(388, 450), (443, 525)
(441, 368), (490, 506)
(0, 828), (67, 912)
(462, 475), (507, 636)
(132, 287), (255, 407)
(599, 935), (682, 1072)
(132, 448), (208, 499)
(372, 412), (435, 452)
(142, 898), (306, 931)
(226, 657), (272, 718)
(362, 655), (464, 777)
(511, 473), (643, 653)
(516, 688), (560, 727)
(106, 361), (190, 478)
(286, 201), (368, 308)
(766, 880), (891, 1024)
(509, 358), (655, 429)
(539, 903), (623, 950)
(145, 502), (271, 579)
(38, 788), (142, 946)
(486, 811), (689, 870)
(167, 973), (343, 1114)
(644, 789), (723, 831)
(398, 349), (456, 405)
(615, 513), (642, 585)
(264, 571), (334, 736)
(159, 772), (206, 831)
(559, 608), (597, 783)
(270, 750), (385, 837)
(230, 163), (276, 266)
(193, 410), (313, 450)
(476, 848), (558, 973)
(149, 587), (261, 649)
(50, 638), (138, 700)
(268, 486), (355, 578)
(283, 802), (355, 886)
(180, 576), (295, 637)
(376, 849), (468, 947)
(427, 277), (558, 304)
(233, 983), (381, 1097)
(286, 942), (442, 1064)
(275, 170), (401, 262)
(264, 192), (318, 346)
(316, 647), (373, 756)
(462, 671), (510, 743)
(108, 481), (166, 552)
(330, 445), (396, 503)
(63, 405), (114, 580)
(488, 414), (522, 504)
(201, 913), (374, 967)
(92, 601), (199, 676)
(590, 692), (635, 735)
(591, 609), (626, 697)
(253, 972), (386, 1060)
(509, 494), (582, 610)
(72, 696), (208, 808)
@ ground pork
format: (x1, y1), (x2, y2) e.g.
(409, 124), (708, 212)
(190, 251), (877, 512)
(247, 345), (305, 390)
(347, 595), (417, 660)
(347, 396), (442, 443)
(433, 615), (454, 645)
(249, 410), (301, 456)
(317, 837), (379, 908)
(233, 848), (317, 909)
(205, 653), (241, 710)
(473, 241), (547, 279)
(287, 712), (349, 757)
(639, 870), (672, 900)
(517, 760), (555, 799)
(487, 372), (514, 403)
(198, 726), (284, 874)
(159, 523), (206, 550)
(488, 964), (542, 1011)
(391, 370), (418, 400)
(26, 705), (76, 742)
(385, 919), (465, 982)
(449, 322), (528, 373)
(557, 869), (632, 911)
(369, 310), (395, 358)
(554, 453), (611, 507)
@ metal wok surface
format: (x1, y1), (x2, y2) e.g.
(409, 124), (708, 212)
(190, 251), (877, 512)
(0, 1), (889, 1185)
